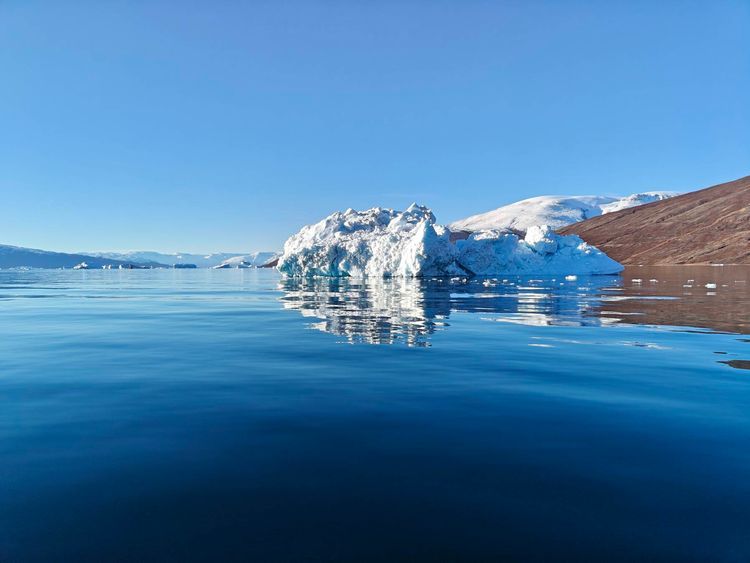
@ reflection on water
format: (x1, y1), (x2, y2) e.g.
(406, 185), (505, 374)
(279, 275), (616, 346)
(280, 266), (750, 346)
(595, 266), (750, 334)
(1, 267), (750, 560)
(280, 277), (452, 346)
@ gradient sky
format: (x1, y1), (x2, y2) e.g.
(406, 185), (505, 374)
(2, 1), (748, 253)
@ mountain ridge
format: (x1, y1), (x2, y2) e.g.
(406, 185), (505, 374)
(559, 175), (750, 264)
(0, 244), (165, 269)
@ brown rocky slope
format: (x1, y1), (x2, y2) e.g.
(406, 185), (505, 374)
(559, 175), (750, 264)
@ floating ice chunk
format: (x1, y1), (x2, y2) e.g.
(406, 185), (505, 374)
(455, 225), (622, 276)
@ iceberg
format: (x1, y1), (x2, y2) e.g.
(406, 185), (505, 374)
(278, 205), (623, 277)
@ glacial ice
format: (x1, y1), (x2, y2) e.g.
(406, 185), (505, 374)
(277, 205), (623, 278)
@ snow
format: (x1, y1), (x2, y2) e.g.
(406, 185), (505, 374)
(450, 192), (679, 233)
(213, 252), (280, 269)
(0, 245), (130, 269)
(278, 205), (623, 278)
(599, 191), (680, 214)
(84, 251), (270, 269)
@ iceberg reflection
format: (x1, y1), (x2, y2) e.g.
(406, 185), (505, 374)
(280, 266), (750, 345)
(279, 275), (622, 346)
(279, 277), (452, 346)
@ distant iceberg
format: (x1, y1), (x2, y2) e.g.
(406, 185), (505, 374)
(277, 204), (623, 277)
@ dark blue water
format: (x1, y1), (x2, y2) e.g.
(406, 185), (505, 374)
(1, 267), (749, 561)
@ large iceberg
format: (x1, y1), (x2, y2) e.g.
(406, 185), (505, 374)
(277, 205), (623, 277)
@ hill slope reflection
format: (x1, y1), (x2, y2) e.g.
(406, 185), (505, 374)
(279, 266), (750, 346)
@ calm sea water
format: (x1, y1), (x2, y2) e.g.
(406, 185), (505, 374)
(1, 267), (749, 561)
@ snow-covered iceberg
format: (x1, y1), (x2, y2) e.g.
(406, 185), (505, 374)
(277, 205), (623, 277)
(278, 204), (463, 277)
(455, 225), (623, 276)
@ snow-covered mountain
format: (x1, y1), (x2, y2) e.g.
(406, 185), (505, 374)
(0, 245), (281, 270)
(0, 245), (160, 269)
(450, 192), (679, 233)
(213, 252), (280, 269)
(598, 192), (680, 214)
(84, 251), (261, 268)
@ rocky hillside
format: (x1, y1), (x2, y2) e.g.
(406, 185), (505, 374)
(559, 175), (750, 264)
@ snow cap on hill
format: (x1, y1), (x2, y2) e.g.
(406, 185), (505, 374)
(213, 252), (280, 269)
(277, 205), (623, 277)
(450, 192), (679, 233)
(599, 191), (679, 214)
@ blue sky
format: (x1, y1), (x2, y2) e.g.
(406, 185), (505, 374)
(1, 1), (748, 253)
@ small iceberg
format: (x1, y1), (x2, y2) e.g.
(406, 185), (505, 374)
(277, 204), (623, 277)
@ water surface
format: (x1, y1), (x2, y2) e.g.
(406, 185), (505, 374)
(1, 267), (749, 561)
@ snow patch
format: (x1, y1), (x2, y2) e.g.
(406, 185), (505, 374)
(450, 192), (680, 233)
(213, 252), (280, 269)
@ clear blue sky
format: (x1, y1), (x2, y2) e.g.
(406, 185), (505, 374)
(2, 1), (748, 253)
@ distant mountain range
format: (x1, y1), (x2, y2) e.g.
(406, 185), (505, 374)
(560, 175), (750, 264)
(212, 252), (280, 268)
(0, 245), (163, 269)
(450, 192), (679, 233)
(84, 251), (254, 269)
(0, 247), (280, 269)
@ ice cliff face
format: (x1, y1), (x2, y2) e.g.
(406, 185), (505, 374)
(277, 205), (623, 277)
(278, 204), (463, 277)
(455, 225), (622, 276)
